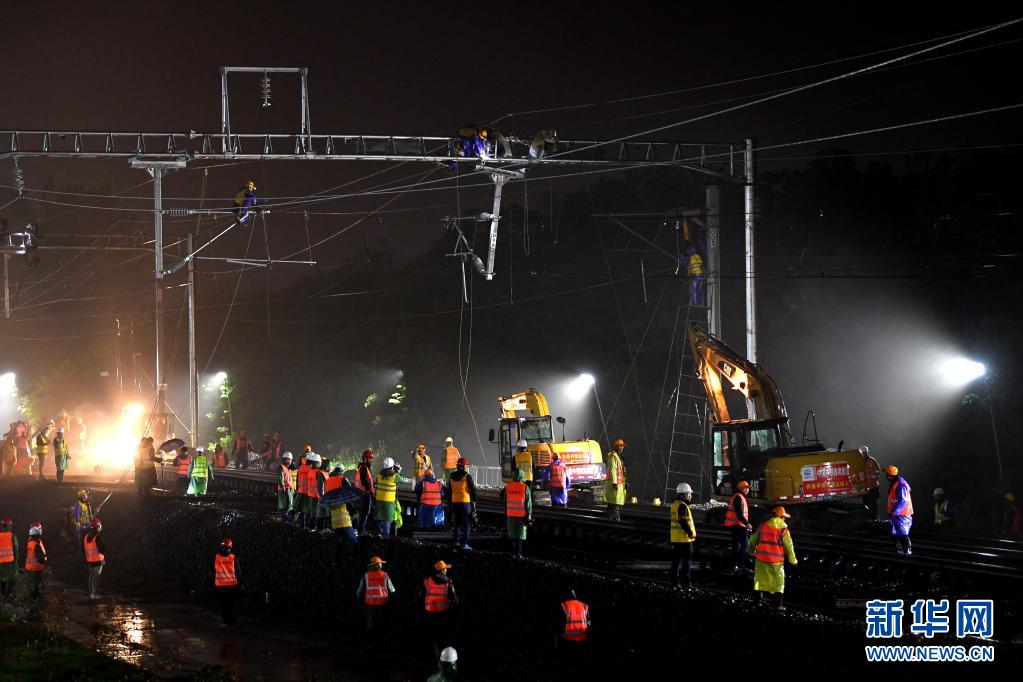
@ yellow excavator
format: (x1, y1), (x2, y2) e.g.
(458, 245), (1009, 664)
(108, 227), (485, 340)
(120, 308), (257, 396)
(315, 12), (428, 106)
(688, 322), (880, 515)
(488, 389), (605, 488)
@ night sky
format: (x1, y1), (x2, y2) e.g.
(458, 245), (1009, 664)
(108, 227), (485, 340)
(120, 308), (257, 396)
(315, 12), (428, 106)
(2, 4), (1021, 498)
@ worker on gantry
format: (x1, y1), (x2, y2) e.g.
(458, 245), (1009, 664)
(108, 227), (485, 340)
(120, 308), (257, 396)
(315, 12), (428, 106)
(234, 181), (259, 224)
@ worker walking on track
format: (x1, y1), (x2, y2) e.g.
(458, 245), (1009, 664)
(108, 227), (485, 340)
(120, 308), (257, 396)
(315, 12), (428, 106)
(34, 422), (51, 481)
(83, 518), (106, 600)
(427, 647), (460, 682)
(670, 482), (697, 589)
(188, 447), (212, 496)
(514, 439), (534, 485)
(293, 449), (312, 527)
(357, 556), (396, 637)
(604, 438), (627, 521)
(749, 506), (798, 607)
(503, 468), (532, 558)
(442, 437), (460, 480)
(557, 589), (590, 664)
(374, 458), (406, 537)
(421, 560), (458, 659)
(548, 453), (570, 508)
(0, 518), (18, 598)
(135, 437), (158, 495)
(725, 480), (753, 572)
(933, 487), (954, 529)
(446, 458), (477, 550)
(214, 538), (239, 624)
(416, 468), (446, 529)
(355, 450), (375, 534)
(327, 466), (358, 561)
(885, 465), (914, 554)
(173, 447), (192, 495)
(303, 453), (323, 529)
(413, 443), (432, 484)
(54, 428), (71, 483)
(277, 452), (294, 521)
(25, 521), (47, 599)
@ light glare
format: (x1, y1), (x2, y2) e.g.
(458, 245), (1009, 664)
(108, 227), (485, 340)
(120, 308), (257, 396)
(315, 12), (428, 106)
(940, 357), (986, 387)
(566, 373), (596, 401)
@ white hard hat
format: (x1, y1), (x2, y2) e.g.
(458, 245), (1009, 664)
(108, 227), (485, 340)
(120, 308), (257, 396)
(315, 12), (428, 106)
(281, 451), (293, 460)
(516, 439), (528, 449)
(445, 436), (454, 443)
(28, 524), (42, 536)
(858, 445), (870, 456)
(676, 482), (693, 494)
(382, 457), (395, 469)
(195, 447), (205, 453)
(306, 453), (321, 463)
(934, 487), (944, 495)
(440, 647), (458, 663)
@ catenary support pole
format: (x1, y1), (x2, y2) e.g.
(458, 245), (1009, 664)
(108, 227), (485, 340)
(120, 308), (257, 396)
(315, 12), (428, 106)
(153, 167), (165, 440)
(744, 139), (756, 365)
(187, 233), (198, 449)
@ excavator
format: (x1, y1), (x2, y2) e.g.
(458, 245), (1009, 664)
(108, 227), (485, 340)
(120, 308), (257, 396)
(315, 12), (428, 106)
(488, 389), (605, 491)
(687, 322), (880, 518)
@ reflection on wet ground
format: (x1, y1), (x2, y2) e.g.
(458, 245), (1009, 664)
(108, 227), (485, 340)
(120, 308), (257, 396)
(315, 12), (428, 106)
(31, 582), (389, 681)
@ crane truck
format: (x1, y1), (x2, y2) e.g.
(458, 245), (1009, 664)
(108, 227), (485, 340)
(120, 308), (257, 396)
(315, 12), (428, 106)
(687, 322), (880, 518)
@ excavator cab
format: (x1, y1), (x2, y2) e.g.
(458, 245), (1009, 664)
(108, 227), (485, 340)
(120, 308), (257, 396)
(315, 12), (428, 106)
(712, 417), (817, 501)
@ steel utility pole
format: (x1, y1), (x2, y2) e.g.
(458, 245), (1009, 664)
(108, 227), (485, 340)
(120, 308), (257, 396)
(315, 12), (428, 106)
(2, 253), (9, 319)
(187, 233), (198, 449)
(744, 138), (756, 367)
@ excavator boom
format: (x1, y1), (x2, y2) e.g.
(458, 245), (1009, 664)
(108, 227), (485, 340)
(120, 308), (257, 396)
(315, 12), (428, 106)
(498, 388), (551, 418)
(687, 322), (788, 425)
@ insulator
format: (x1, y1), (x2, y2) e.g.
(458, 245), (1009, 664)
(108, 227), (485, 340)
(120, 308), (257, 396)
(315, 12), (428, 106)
(260, 73), (271, 108)
(12, 161), (25, 197)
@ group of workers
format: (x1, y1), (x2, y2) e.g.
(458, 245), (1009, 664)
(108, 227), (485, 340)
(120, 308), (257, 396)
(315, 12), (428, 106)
(2, 420), (78, 481)
(449, 126), (558, 165)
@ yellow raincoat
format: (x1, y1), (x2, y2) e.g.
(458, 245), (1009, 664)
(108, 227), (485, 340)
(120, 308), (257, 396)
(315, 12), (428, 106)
(749, 517), (797, 593)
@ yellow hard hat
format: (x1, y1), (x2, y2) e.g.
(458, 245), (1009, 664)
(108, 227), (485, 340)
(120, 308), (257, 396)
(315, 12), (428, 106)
(885, 465), (899, 476)
(247, 181), (256, 190)
(773, 506), (791, 518)
(1007, 493), (1016, 503)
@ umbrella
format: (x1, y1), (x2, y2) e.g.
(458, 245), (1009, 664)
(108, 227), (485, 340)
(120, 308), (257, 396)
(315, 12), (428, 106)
(159, 438), (186, 454)
(319, 481), (365, 508)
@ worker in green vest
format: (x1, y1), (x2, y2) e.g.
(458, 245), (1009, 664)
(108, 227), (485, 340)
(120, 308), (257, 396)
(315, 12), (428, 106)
(188, 447), (213, 495)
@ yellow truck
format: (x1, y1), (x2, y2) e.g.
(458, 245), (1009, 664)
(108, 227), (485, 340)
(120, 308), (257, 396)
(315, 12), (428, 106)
(488, 389), (605, 488)
(688, 322), (880, 515)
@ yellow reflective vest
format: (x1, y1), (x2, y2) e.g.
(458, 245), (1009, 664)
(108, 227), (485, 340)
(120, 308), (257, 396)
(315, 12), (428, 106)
(670, 499), (696, 543)
(376, 472), (398, 503)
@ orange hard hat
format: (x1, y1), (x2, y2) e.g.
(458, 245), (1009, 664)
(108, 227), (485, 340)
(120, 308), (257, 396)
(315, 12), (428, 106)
(424, 468), (434, 476)
(368, 556), (386, 566)
(885, 465), (899, 476)
(613, 438), (626, 447)
(737, 480), (751, 490)
(773, 506), (790, 518)
(434, 560), (452, 571)
(304, 444), (313, 453)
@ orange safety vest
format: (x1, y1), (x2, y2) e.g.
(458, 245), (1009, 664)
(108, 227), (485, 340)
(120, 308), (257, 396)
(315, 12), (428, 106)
(214, 553), (237, 586)
(887, 479), (914, 516)
(364, 570), (389, 605)
(443, 446), (460, 469)
(0, 531), (14, 563)
(506, 481), (527, 518)
(355, 463), (375, 493)
(420, 480), (443, 506)
(307, 469), (323, 499)
(325, 475), (343, 493)
(279, 464), (294, 491)
(560, 599), (589, 641)
(175, 455), (191, 477)
(25, 538), (46, 571)
(549, 463), (566, 489)
(423, 577), (451, 612)
(449, 476), (471, 503)
(296, 464), (311, 495)
(724, 492), (748, 527)
(754, 522), (788, 563)
(83, 534), (105, 563)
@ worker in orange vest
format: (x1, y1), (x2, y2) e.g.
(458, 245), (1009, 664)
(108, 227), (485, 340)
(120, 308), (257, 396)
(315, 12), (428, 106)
(421, 559), (458, 658)
(557, 588), (591, 662)
(355, 450), (376, 535)
(214, 538), (239, 624)
(724, 480), (753, 572)
(83, 517), (106, 599)
(548, 453), (571, 507)
(277, 452), (294, 521)
(503, 468), (532, 558)
(173, 447), (192, 495)
(24, 521), (47, 599)
(304, 453), (323, 529)
(314, 455), (331, 530)
(357, 556), (395, 635)
(293, 449), (312, 527)
(416, 468), (446, 529)
(748, 507), (797, 607)
(442, 437), (460, 480)
(885, 465), (914, 555)
(0, 517), (18, 598)
(446, 457), (477, 550)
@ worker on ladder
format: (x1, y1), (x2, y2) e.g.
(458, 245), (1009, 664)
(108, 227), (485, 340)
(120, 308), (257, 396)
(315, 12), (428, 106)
(686, 245), (705, 306)
(234, 181), (259, 224)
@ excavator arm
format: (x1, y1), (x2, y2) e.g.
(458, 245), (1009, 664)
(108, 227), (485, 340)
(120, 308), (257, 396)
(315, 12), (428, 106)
(498, 389), (551, 418)
(687, 322), (788, 424)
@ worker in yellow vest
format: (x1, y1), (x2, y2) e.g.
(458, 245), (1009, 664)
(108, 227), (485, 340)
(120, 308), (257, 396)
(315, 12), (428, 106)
(670, 482), (697, 589)
(0, 517), (18, 598)
(442, 437), (460, 480)
(188, 447), (212, 496)
(749, 507), (798, 607)
(514, 439), (534, 484)
(214, 538), (239, 624)
(603, 439), (627, 521)
(33, 422), (51, 481)
(83, 518), (106, 599)
(686, 245), (705, 306)
(413, 443), (433, 483)
(374, 458), (407, 537)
